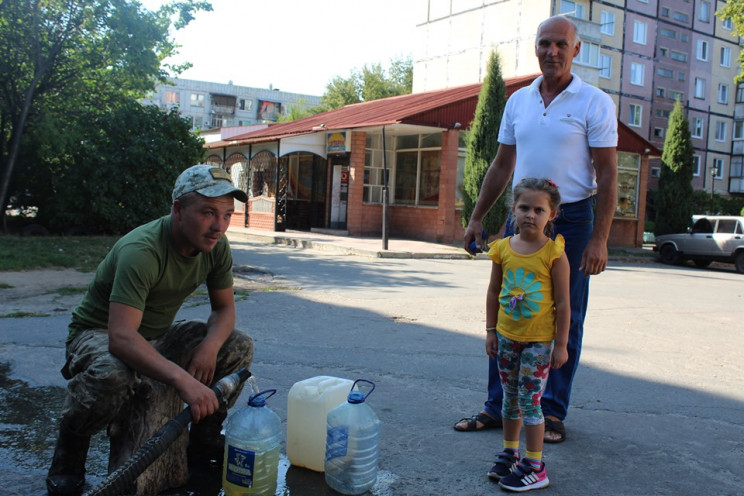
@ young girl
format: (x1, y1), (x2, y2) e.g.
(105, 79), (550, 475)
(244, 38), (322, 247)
(484, 177), (570, 492)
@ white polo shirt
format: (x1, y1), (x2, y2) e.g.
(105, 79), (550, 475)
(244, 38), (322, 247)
(498, 73), (618, 204)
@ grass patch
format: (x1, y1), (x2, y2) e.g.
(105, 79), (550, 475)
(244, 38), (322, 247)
(54, 286), (87, 296)
(0, 311), (51, 318)
(0, 283), (13, 289)
(0, 236), (119, 272)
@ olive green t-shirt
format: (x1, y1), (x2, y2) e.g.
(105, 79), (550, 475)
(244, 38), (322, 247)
(68, 215), (234, 343)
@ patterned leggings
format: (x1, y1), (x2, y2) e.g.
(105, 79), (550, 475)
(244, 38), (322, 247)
(497, 333), (553, 426)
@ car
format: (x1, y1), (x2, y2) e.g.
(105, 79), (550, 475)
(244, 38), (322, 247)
(654, 215), (744, 273)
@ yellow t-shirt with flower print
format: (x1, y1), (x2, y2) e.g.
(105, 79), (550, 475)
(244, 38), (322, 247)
(487, 234), (565, 342)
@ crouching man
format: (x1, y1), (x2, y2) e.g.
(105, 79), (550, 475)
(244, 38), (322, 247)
(47, 164), (254, 495)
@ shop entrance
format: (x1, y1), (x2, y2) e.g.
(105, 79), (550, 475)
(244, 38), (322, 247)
(329, 155), (349, 230)
(284, 152), (327, 231)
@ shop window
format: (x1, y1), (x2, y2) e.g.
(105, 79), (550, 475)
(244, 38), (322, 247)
(364, 132), (442, 207)
(616, 153), (640, 219)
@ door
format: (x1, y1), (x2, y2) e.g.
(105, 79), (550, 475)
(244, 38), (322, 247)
(330, 162), (349, 230)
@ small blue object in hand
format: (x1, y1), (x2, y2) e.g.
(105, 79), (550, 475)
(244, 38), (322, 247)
(468, 230), (488, 254)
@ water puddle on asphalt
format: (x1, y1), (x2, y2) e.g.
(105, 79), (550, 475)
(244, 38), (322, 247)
(0, 363), (396, 495)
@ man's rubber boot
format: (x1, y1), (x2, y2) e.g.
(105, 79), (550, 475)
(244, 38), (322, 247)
(46, 424), (90, 496)
(188, 410), (227, 467)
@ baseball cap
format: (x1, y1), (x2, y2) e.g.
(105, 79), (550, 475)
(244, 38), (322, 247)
(172, 164), (248, 203)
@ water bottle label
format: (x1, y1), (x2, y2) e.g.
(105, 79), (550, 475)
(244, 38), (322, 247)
(225, 444), (256, 488)
(325, 425), (349, 460)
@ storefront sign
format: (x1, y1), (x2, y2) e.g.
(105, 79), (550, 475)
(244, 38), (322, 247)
(327, 131), (349, 154)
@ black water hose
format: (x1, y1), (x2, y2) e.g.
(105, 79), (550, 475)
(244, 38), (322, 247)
(84, 368), (251, 496)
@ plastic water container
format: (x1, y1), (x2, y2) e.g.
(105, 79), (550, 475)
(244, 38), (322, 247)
(287, 375), (354, 472)
(222, 389), (281, 496)
(324, 379), (380, 495)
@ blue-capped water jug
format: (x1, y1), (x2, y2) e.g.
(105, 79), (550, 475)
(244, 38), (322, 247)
(222, 389), (281, 496)
(324, 379), (380, 495)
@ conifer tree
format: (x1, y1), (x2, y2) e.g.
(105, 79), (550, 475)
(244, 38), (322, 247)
(461, 51), (509, 237)
(656, 99), (694, 235)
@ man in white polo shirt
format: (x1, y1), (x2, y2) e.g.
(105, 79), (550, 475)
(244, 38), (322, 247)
(455, 15), (618, 446)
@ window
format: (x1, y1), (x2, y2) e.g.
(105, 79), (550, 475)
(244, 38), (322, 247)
(699, 1), (711, 22)
(718, 83), (729, 104)
(660, 28), (677, 39)
(633, 21), (647, 44)
(713, 158), (724, 178)
(364, 133), (390, 203)
(239, 99), (253, 111)
(694, 78), (706, 99)
(165, 91), (179, 104)
(692, 117), (704, 138)
(658, 47), (668, 57)
(669, 90), (684, 101)
(692, 155), (701, 176)
(658, 68), (674, 78)
(673, 11), (689, 22)
(661, 7), (670, 17)
(387, 133), (443, 206)
(599, 54), (612, 78)
(721, 47), (731, 67)
(628, 104), (642, 127)
(653, 127), (664, 138)
(656, 87), (666, 98)
(715, 121), (727, 142)
(651, 167), (660, 178)
(560, 0), (584, 19)
(737, 83), (744, 103)
(630, 63), (644, 86)
(600, 11), (615, 35)
(681, 33), (689, 42)
(697, 40), (708, 61)
(577, 42), (599, 67)
(656, 109), (671, 118)
(723, 18), (733, 30)
(190, 93), (204, 107)
(678, 72), (686, 81)
(670, 51), (687, 62)
(734, 120), (744, 140)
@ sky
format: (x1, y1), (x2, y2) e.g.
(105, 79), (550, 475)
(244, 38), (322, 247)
(141, 0), (424, 96)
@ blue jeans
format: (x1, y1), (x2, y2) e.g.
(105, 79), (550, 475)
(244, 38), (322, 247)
(483, 196), (594, 421)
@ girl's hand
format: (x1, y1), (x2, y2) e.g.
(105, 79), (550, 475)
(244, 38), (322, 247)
(486, 331), (498, 359)
(551, 345), (568, 369)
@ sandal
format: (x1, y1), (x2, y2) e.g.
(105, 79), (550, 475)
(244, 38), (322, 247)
(453, 412), (502, 431)
(544, 417), (566, 443)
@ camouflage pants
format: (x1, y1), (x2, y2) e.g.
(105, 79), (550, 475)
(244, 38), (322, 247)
(60, 320), (253, 436)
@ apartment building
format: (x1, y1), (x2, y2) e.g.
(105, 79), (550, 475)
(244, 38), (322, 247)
(414, 0), (744, 199)
(140, 78), (321, 131)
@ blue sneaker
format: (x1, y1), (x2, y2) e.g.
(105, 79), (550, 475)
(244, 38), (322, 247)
(487, 449), (520, 481)
(498, 459), (549, 492)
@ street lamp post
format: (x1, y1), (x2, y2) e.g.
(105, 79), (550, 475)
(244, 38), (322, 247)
(710, 165), (718, 214)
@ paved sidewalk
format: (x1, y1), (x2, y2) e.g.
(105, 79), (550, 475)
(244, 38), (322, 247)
(227, 226), (471, 259)
(227, 226), (656, 261)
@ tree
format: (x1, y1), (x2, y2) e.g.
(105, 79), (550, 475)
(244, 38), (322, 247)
(317, 57), (413, 111)
(277, 98), (316, 122)
(17, 102), (205, 234)
(655, 99), (694, 235)
(461, 51), (508, 238)
(0, 0), (211, 230)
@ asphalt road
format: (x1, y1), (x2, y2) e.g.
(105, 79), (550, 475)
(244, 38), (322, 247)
(1, 239), (743, 495)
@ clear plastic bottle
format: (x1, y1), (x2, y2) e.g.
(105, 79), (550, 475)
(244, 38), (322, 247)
(324, 379), (380, 495)
(222, 389), (281, 496)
